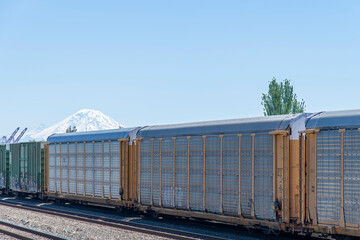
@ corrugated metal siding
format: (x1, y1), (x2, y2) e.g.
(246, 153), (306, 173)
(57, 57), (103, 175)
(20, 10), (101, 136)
(254, 134), (274, 220)
(139, 132), (275, 221)
(0, 145), (7, 189)
(343, 130), (360, 225)
(317, 130), (341, 223)
(9, 142), (43, 193)
(47, 140), (121, 200)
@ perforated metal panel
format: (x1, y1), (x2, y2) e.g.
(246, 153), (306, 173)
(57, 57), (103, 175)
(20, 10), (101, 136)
(161, 138), (174, 208)
(240, 135), (252, 218)
(47, 140), (121, 200)
(317, 130), (341, 223)
(175, 137), (188, 209)
(140, 139), (152, 205)
(254, 134), (274, 220)
(139, 132), (275, 221)
(222, 135), (239, 216)
(189, 136), (204, 211)
(205, 136), (221, 214)
(152, 140), (161, 207)
(344, 130), (360, 225)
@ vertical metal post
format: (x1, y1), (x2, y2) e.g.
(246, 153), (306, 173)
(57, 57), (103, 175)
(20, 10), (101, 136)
(150, 139), (154, 206)
(238, 134), (242, 218)
(60, 143), (62, 193)
(109, 140), (112, 199)
(83, 142), (86, 196)
(272, 135), (277, 219)
(75, 142), (78, 195)
(137, 140), (141, 203)
(220, 135), (224, 215)
(67, 142), (69, 194)
(92, 141), (95, 197)
(159, 138), (163, 207)
(251, 133), (256, 219)
(54, 144), (57, 192)
(102, 141), (105, 199)
(203, 136), (206, 212)
(187, 136), (191, 211)
(173, 137), (176, 208)
(339, 129), (345, 227)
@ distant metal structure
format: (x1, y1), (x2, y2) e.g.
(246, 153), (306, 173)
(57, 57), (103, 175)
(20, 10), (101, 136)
(14, 128), (27, 143)
(6, 127), (19, 143)
(1, 127), (27, 143)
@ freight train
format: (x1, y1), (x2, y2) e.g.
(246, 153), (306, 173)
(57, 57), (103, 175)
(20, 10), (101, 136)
(0, 109), (360, 239)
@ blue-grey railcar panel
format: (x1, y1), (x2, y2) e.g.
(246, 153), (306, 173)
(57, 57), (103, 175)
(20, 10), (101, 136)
(152, 139), (161, 207)
(317, 130), (341, 223)
(139, 132), (276, 221)
(47, 128), (137, 143)
(240, 135), (253, 218)
(344, 130), (360, 225)
(254, 134), (274, 220)
(306, 109), (360, 129)
(205, 136), (221, 214)
(161, 138), (174, 208)
(175, 137), (188, 209)
(140, 139), (152, 205)
(222, 135), (240, 216)
(189, 136), (204, 211)
(138, 114), (302, 138)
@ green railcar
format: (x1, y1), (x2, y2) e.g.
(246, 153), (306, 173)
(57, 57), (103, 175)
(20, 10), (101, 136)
(0, 144), (8, 191)
(9, 142), (45, 196)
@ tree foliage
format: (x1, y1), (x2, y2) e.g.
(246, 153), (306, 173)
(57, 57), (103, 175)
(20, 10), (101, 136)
(66, 126), (77, 133)
(261, 78), (305, 116)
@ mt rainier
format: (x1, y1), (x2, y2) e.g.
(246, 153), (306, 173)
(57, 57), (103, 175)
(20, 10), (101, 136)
(22, 109), (122, 142)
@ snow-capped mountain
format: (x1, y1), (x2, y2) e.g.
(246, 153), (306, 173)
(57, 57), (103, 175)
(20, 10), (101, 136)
(22, 109), (122, 141)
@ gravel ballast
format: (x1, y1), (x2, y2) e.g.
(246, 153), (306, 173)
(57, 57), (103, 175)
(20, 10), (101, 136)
(0, 205), (168, 240)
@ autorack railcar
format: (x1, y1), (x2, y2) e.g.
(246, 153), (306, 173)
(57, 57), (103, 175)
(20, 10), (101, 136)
(301, 110), (360, 238)
(45, 128), (140, 209)
(133, 113), (309, 232)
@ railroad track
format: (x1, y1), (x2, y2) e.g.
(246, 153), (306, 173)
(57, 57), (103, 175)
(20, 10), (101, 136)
(0, 219), (67, 240)
(0, 200), (227, 240)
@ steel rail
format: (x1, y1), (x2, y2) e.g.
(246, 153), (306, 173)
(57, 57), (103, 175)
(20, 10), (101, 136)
(0, 219), (67, 240)
(0, 200), (227, 240)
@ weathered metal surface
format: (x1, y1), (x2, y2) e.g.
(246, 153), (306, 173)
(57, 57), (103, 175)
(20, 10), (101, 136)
(307, 109), (360, 129)
(139, 132), (275, 221)
(48, 140), (122, 200)
(9, 142), (44, 193)
(138, 114), (305, 138)
(254, 134), (274, 220)
(0, 145), (7, 189)
(343, 130), (360, 226)
(47, 128), (139, 143)
(316, 130), (341, 223)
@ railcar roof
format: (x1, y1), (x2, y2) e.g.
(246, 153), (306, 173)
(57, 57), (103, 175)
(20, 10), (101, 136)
(306, 109), (360, 129)
(47, 127), (139, 143)
(137, 114), (304, 138)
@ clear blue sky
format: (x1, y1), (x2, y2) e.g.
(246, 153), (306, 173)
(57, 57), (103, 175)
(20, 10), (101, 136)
(0, 1), (359, 134)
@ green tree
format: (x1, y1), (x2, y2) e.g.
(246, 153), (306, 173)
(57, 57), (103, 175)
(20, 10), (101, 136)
(261, 78), (305, 116)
